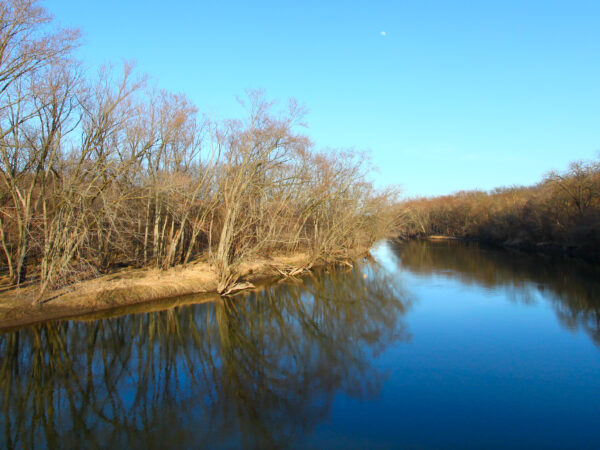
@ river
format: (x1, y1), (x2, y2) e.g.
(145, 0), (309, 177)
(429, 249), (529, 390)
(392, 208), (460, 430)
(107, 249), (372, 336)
(1, 240), (600, 449)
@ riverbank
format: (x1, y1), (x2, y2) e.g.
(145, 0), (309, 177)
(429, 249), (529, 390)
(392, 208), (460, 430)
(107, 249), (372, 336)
(0, 252), (347, 330)
(408, 235), (600, 262)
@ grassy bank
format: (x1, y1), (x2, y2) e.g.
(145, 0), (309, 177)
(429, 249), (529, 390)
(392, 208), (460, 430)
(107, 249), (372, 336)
(0, 249), (370, 330)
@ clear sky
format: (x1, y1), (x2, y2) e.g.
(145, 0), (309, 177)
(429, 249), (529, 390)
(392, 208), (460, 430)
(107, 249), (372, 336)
(45, 0), (600, 198)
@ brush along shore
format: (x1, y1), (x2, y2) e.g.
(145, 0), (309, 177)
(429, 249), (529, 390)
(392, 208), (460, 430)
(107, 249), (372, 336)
(0, 250), (365, 331)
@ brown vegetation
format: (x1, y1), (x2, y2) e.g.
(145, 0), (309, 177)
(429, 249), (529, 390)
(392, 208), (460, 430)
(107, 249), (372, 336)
(0, 251), (321, 330)
(396, 158), (600, 259)
(0, 0), (397, 303)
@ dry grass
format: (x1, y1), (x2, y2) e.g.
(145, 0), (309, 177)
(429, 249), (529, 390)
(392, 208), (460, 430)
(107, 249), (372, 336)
(0, 251), (316, 330)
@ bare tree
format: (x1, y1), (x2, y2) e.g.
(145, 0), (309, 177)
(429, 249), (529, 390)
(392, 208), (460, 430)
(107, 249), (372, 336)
(0, 2), (398, 301)
(212, 91), (310, 293)
(35, 63), (144, 298)
(0, 0), (79, 284)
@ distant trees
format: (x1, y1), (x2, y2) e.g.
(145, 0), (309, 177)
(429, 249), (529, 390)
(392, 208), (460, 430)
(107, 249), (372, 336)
(0, 1), (396, 300)
(396, 158), (600, 259)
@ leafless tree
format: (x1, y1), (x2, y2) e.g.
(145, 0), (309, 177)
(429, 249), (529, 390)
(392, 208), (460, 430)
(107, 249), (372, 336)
(0, 0), (79, 284)
(0, 2), (397, 301)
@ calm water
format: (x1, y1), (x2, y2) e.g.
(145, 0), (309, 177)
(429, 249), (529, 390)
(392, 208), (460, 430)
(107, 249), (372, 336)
(1, 240), (600, 449)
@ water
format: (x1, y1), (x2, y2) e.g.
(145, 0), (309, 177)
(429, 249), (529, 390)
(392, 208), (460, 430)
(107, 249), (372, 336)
(1, 240), (600, 449)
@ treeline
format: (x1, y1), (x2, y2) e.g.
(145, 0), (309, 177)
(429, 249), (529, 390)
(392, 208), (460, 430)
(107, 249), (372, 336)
(0, 0), (396, 299)
(396, 158), (600, 259)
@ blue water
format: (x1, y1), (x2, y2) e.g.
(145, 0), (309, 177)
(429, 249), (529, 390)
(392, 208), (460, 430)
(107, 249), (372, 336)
(1, 240), (600, 449)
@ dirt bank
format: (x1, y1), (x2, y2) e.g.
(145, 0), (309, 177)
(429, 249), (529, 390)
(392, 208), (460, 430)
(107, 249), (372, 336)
(0, 252), (322, 331)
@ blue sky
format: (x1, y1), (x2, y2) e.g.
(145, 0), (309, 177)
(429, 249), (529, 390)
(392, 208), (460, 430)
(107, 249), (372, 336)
(45, 0), (600, 197)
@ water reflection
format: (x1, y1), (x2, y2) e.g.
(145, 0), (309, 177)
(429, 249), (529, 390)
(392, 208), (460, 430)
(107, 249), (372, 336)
(4, 241), (600, 448)
(393, 240), (600, 345)
(0, 263), (411, 449)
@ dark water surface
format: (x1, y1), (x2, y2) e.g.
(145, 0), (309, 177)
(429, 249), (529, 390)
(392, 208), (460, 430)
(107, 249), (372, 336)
(2, 240), (600, 449)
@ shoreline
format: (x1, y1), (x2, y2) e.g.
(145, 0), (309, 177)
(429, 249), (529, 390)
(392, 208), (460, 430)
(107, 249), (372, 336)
(406, 235), (600, 263)
(0, 251), (351, 331)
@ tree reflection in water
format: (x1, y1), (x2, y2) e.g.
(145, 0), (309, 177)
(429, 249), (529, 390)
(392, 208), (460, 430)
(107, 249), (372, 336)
(393, 240), (600, 345)
(0, 262), (411, 449)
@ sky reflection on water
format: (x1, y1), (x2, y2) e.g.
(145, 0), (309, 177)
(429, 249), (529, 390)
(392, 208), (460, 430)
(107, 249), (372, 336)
(2, 240), (600, 449)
